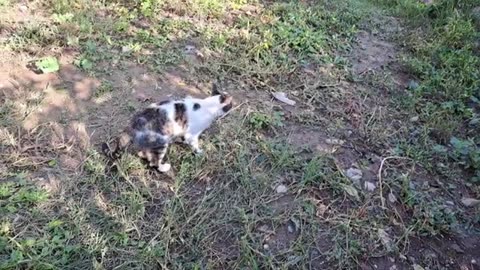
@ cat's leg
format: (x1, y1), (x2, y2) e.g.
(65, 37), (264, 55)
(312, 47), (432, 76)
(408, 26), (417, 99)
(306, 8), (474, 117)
(139, 149), (159, 167)
(153, 144), (171, 172)
(184, 133), (203, 154)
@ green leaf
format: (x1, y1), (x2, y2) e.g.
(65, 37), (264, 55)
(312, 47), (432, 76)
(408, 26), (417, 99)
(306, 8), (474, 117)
(48, 159), (57, 167)
(35, 57), (60, 73)
(341, 184), (360, 201)
(78, 58), (93, 70)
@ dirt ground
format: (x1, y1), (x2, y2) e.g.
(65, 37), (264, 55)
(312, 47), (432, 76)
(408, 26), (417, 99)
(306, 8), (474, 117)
(1, 0), (479, 269)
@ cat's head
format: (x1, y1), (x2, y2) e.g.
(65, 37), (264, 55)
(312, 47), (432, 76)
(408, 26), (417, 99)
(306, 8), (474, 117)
(211, 83), (233, 115)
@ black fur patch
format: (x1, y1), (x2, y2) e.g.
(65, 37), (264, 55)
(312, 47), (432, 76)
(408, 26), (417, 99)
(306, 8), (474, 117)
(174, 103), (188, 128)
(157, 99), (170, 106)
(193, 103), (201, 110)
(219, 94), (227, 103)
(223, 102), (233, 112)
(133, 107), (170, 134)
(212, 83), (220, 96)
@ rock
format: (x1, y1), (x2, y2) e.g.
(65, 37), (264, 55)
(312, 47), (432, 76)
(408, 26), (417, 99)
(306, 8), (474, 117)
(316, 203), (327, 216)
(263, 244), (269, 250)
(389, 265), (397, 270)
(258, 225), (269, 233)
(472, 7), (480, 30)
(413, 264), (425, 270)
(276, 184), (288, 194)
(388, 192), (397, 203)
(451, 243), (464, 254)
(272, 92), (296, 106)
(346, 168), (363, 184)
(122, 46), (131, 53)
(410, 116), (419, 122)
(287, 225), (294, 233)
(378, 228), (393, 251)
(407, 80), (419, 90)
(325, 138), (345, 145)
(364, 181), (376, 192)
(19, 5), (28, 13)
(472, 259), (477, 264)
(423, 250), (437, 260)
(461, 197), (480, 207)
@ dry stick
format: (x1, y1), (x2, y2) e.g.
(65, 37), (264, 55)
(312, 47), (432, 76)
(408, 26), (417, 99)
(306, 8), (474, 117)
(217, 101), (247, 120)
(377, 156), (413, 208)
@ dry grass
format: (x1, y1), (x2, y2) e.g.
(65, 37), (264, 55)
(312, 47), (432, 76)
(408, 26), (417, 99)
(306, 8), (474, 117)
(0, 0), (479, 269)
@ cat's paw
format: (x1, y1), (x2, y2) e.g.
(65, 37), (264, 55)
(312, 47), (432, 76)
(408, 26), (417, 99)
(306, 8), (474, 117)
(157, 163), (171, 172)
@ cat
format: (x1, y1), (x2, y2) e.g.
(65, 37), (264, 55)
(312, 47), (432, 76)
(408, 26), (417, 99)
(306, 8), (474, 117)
(101, 83), (233, 172)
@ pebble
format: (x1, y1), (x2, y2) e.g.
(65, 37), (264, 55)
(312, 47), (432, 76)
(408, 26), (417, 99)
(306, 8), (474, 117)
(263, 244), (269, 250)
(412, 264), (425, 270)
(364, 181), (376, 192)
(445, 200), (455, 206)
(287, 225), (294, 233)
(325, 138), (345, 145)
(407, 80), (419, 90)
(19, 5), (28, 13)
(451, 243), (464, 254)
(388, 192), (397, 203)
(472, 259), (477, 264)
(410, 116), (419, 122)
(461, 197), (480, 207)
(275, 184), (288, 194)
(346, 168), (363, 184)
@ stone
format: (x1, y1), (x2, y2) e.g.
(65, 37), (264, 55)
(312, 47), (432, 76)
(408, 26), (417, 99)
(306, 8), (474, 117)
(472, 7), (480, 30)
(388, 192), (397, 203)
(325, 138), (345, 145)
(451, 243), (464, 254)
(19, 5), (28, 13)
(413, 264), (425, 270)
(364, 181), (376, 192)
(346, 168), (363, 184)
(461, 197), (480, 207)
(276, 184), (288, 194)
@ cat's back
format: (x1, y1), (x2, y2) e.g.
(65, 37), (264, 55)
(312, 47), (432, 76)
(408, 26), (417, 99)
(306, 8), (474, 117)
(130, 100), (172, 132)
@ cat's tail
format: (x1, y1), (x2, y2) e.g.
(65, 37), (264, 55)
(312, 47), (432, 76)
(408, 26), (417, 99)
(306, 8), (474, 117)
(101, 131), (133, 160)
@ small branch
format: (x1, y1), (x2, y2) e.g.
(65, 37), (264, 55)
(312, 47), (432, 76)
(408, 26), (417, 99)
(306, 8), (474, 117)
(218, 101), (247, 120)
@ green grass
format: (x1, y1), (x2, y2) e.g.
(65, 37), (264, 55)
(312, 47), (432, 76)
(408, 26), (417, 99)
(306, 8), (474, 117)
(1, 0), (480, 268)
(372, 0), (480, 183)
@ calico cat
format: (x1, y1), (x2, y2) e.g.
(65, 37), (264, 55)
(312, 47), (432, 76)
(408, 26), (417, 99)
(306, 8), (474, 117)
(101, 84), (233, 172)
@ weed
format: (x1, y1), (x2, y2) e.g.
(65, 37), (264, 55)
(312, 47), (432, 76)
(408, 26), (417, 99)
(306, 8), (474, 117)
(248, 111), (284, 130)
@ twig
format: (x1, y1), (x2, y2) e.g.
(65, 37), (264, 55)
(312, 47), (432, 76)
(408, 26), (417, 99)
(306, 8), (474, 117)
(377, 156), (413, 208)
(218, 101), (247, 120)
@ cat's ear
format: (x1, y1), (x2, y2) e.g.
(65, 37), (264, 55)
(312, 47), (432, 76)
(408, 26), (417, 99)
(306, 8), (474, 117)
(211, 82), (220, 96)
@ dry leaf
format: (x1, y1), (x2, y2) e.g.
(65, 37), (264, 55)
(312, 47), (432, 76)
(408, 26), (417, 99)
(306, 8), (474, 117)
(272, 92), (296, 106)
(461, 197), (480, 207)
(378, 228), (393, 251)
